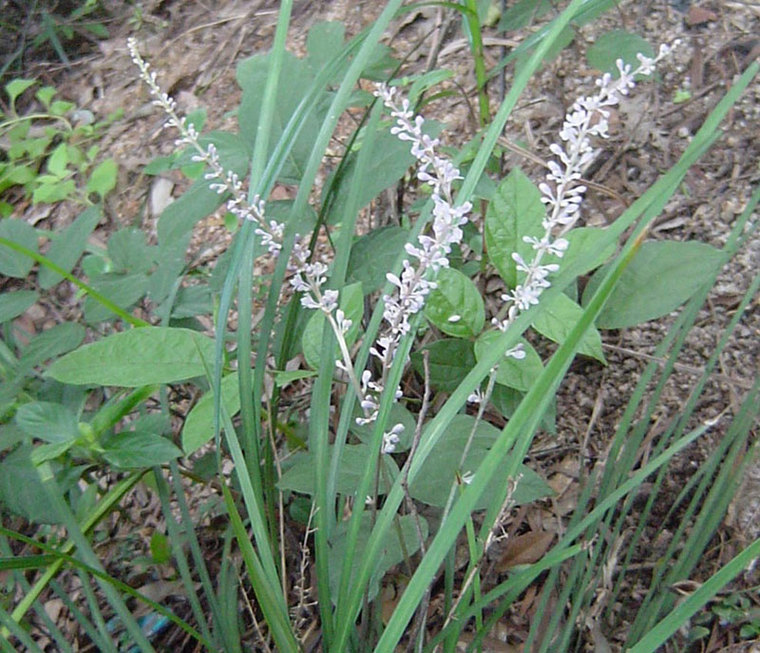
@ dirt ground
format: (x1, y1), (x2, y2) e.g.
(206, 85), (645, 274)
(3, 0), (759, 650)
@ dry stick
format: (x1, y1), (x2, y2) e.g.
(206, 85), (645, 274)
(497, 136), (629, 206)
(292, 505), (318, 634)
(602, 343), (754, 391)
(240, 569), (273, 653)
(441, 478), (521, 631)
(402, 350), (434, 651)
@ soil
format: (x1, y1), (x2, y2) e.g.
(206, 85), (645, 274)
(2, 0), (758, 651)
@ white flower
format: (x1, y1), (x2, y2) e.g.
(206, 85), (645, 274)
(497, 42), (677, 333)
(335, 309), (352, 335)
(467, 388), (484, 404)
(381, 423), (405, 454)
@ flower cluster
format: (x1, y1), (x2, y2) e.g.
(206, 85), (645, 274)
(493, 43), (679, 332)
(349, 84), (475, 429)
(127, 38), (283, 255)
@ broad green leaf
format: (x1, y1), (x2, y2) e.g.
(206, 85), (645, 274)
(0, 290), (39, 322)
(329, 512), (427, 602)
(15, 401), (79, 444)
(38, 205), (101, 289)
(147, 233), (191, 305)
(306, 22), (347, 79)
(157, 178), (226, 245)
(490, 385), (556, 434)
(475, 330), (543, 391)
(326, 122), (441, 224)
(532, 292), (605, 362)
(346, 226), (409, 294)
(424, 267), (485, 338)
(0, 218), (38, 278)
(411, 338), (476, 392)
(170, 285), (211, 318)
(182, 372), (241, 454)
(5, 79), (37, 109)
(30, 440), (77, 464)
(47, 142), (70, 177)
(0, 445), (60, 524)
(485, 168), (545, 287)
(18, 322), (86, 370)
(237, 51), (330, 184)
(302, 282), (363, 369)
(279, 444), (400, 495)
(587, 30), (654, 78)
(497, 0), (551, 31)
(102, 431), (182, 468)
(561, 226), (616, 276)
(583, 240), (725, 329)
(47, 327), (216, 386)
(83, 272), (149, 323)
(32, 177), (76, 203)
(108, 228), (154, 274)
(409, 414), (552, 509)
(86, 158), (118, 199)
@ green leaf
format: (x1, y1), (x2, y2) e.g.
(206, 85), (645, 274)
(306, 22), (347, 78)
(0, 445), (60, 524)
(474, 330), (543, 391)
(272, 369), (318, 387)
(155, 129), (252, 242)
(424, 267), (485, 338)
(32, 177), (76, 203)
(408, 70), (455, 106)
(329, 512), (427, 602)
(302, 282), (363, 369)
(102, 431), (182, 468)
(497, 0), (551, 31)
(47, 142), (70, 177)
(347, 226), (409, 294)
(0, 218), (38, 278)
(0, 290), (39, 323)
(490, 384), (556, 434)
(485, 168), (545, 287)
(30, 440), (77, 464)
(327, 122), (441, 224)
(279, 444), (400, 496)
(18, 322), (86, 370)
(170, 285), (211, 318)
(350, 402), (417, 452)
(147, 233), (191, 305)
(5, 79), (37, 109)
(150, 532), (172, 564)
(108, 228), (154, 274)
(531, 292), (605, 362)
(86, 158), (118, 199)
(409, 414), (552, 509)
(83, 273), (149, 323)
(46, 327), (216, 386)
(561, 226), (616, 276)
(237, 51), (329, 184)
(583, 240), (725, 329)
(181, 372), (241, 454)
(14, 401), (79, 444)
(38, 205), (101, 289)
(411, 338), (476, 392)
(587, 30), (655, 79)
